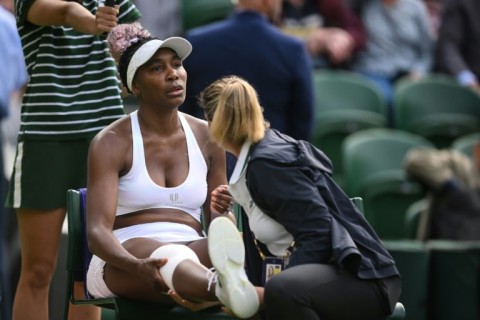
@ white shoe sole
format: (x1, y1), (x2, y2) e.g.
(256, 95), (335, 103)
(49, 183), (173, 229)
(208, 217), (259, 319)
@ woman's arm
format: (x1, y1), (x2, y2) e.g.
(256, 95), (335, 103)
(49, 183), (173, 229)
(191, 118), (229, 228)
(26, 0), (118, 35)
(86, 120), (145, 276)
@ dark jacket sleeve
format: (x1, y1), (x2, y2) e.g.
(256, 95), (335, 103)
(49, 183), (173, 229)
(317, 0), (366, 51)
(436, 1), (469, 76)
(246, 159), (333, 267)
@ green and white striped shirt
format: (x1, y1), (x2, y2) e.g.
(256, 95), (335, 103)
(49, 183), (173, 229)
(15, 0), (140, 140)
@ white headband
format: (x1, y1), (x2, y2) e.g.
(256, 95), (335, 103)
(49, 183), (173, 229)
(126, 37), (192, 91)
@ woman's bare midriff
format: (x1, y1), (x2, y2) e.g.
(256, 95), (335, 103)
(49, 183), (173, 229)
(113, 208), (204, 236)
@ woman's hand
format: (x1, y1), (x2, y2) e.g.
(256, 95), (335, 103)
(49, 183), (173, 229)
(167, 290), (221, 312)
(135, 257), (169, 291)
(210, 185), (234, 215)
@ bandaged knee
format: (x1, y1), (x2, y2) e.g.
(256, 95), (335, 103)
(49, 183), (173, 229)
(150, 244), (200, 290)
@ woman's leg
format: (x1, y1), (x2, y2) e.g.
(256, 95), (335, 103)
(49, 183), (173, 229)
(101, 218), (259, 319)
(13, 208), (65, 320)
(264, 264), (392, 320)
(103, 238), (215, 303)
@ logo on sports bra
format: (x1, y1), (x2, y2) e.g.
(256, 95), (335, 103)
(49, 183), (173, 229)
(170, 193), (181, 204)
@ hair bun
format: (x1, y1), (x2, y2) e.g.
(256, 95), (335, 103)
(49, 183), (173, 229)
(107, 22), (152, 64)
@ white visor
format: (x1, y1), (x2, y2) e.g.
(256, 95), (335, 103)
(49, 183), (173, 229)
(126, 37), (192, 91)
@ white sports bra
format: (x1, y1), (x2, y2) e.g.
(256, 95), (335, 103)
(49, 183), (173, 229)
(116, 111), (208, 222)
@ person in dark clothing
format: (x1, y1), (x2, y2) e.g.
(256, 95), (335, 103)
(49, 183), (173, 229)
(171, 75), (401, 320)
(404, 146), (480, 241)
(435, 0), (480, 91)
(181, 0), (314, 142)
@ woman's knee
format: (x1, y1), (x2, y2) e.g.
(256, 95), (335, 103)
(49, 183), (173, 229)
(22, 259), (57, 288)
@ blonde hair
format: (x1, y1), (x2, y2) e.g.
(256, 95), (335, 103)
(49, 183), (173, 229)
(200, 76), (269, 149)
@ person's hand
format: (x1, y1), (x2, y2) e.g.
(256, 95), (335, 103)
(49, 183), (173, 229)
(135, 257), (169, 291)
(324, 28), (354, 64)
(468, 82), (480, 93)
(305, 28), (329, 56)
(167, 290), (221, 312)
(210, 185), (234, 215)
(407, 71), (424, 81)
(94, 4), (119, 35)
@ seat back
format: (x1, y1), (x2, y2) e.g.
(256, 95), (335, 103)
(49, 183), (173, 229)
(393, 76), (480, 148)
(342, 128), (434, 239)
(313, 70), (387, 117)
(384, 240), (429, 320)
(404, 198), (428, 240)
(343, 128), (434, 196)
(181, 0), (234, 33)
(427, 241), (480, 320)
(311, 71), (388, 187)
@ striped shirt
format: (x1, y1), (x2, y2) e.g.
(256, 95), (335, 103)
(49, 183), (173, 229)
(14, 0), (140, 140)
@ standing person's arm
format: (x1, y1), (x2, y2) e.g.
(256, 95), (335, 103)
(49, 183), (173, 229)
(24, 0), (119, 35)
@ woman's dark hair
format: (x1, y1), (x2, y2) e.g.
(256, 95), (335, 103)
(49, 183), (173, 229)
(117, 37), (153, 91)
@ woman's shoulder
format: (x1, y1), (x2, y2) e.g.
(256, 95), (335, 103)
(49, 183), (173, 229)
(91, 114), (132, 151)
(181, 112), (209, 139)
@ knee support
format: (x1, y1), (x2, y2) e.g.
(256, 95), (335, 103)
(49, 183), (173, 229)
(150, 244), (200, 290)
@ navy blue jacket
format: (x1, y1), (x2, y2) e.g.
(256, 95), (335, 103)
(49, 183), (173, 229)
(182, 10), (314, 141)
(245, 129), (399, 280)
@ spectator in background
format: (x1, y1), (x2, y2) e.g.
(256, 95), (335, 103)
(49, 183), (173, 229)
(7, 0), (140, 319)
(182, 0), (314, 164)
(404, 145), (480, 241)
(279, 0), (366, 69)
(134, 0), (181, 39)
(352, 0), (433, 125)
(423, 0), (443, 39)
(0, 1), (27, 319)
(435, 0), (480, 92)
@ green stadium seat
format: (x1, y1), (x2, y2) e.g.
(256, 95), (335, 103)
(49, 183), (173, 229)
(393, 76), (480, 148)
(311, 70), (388, 188)
(343, 128), (434, 239)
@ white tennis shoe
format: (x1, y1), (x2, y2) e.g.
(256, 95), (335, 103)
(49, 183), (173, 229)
(207, 217), (259, 319)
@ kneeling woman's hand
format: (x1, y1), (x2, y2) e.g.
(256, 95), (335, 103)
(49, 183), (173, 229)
(210, 185), (234, 215)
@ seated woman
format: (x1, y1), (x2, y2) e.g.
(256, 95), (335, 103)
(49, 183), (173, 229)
(85, 23), (259, 319)
(188, 75), (402, 320)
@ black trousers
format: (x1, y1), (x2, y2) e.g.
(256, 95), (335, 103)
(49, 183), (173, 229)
(264, 263), (401, 320)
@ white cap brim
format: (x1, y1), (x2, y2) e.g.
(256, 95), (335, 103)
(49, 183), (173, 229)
(126, 37), (192, 91)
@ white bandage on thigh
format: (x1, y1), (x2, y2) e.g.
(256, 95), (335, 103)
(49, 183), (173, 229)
(150, 244), (200, 290)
